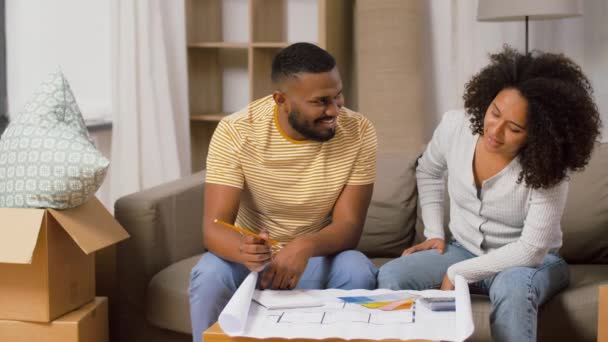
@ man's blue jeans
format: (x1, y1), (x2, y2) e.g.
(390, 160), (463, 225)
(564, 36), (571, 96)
(189, 250), (378, 342)
(377, 241), (569, 342)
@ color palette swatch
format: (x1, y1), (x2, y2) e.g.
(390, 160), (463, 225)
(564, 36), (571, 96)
(338, 293), (418, 311)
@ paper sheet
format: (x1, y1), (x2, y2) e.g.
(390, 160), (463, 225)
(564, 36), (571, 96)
(253, 289), (324, 309)
(218, 273), (474, 341)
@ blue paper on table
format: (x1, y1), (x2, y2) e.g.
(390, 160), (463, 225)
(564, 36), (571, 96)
(338, 293), (404, 303)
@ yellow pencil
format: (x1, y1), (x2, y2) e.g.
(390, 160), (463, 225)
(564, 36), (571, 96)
(214, 219), (280, 246)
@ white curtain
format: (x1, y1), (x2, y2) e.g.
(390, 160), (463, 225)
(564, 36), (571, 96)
(109, 0), (191, 205)
(424, 0), (607, 142)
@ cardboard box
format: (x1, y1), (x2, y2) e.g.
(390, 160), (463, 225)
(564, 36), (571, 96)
(599, 285), (608, 342)
(0, 198), (129, 322)
(0, 297), (109, 342)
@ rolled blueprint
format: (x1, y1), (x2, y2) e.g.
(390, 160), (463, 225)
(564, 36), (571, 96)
(218, 271), (258, 334)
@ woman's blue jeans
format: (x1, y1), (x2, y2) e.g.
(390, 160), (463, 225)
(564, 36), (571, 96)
(378, 241), (569, 342)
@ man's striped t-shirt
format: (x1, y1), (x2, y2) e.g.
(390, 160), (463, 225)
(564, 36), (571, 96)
(205, 95), (377, 243)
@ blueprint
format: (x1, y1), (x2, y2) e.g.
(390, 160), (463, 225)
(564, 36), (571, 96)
(264, 301), (415, 325)
(218, 273), (474, 341)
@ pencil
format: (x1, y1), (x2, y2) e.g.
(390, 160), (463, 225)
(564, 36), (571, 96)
(214, 219), (280, 246)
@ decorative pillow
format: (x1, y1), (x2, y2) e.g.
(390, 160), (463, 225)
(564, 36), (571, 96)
(0, 71), (109, 209)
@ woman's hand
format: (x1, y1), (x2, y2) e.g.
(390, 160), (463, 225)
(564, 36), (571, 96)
(401, 238), (445, 256)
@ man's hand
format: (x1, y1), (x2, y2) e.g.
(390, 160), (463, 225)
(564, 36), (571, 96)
(401, 238), (445, 256)
(440, 274), (455, 290)
(239, 231), (272, 272)
(260, 237), (314, 289)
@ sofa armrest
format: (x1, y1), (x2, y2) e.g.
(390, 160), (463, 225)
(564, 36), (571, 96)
(113, 170), (206, 335)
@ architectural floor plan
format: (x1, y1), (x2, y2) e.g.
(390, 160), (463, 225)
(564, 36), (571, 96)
(264, 301), (415, 325)
(218, 272), (473, 341)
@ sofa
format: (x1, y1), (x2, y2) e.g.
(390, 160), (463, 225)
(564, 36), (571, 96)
(113, 143), (608, 342)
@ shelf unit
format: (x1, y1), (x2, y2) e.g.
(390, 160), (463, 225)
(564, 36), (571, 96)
(186, 0), (353, 172)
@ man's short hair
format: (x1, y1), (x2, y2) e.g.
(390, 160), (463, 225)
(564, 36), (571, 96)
(271, 42), (336, 84)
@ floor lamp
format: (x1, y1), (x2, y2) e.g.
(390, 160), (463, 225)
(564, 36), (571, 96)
(477, 0), (583, 54)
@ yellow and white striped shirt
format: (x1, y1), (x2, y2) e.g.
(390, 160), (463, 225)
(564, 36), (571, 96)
(206, 95), (377, 243)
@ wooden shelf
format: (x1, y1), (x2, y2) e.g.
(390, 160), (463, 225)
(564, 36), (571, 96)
(251, 47), (282, 100)
(251, 0), (285, 43)
(188, 42), (249, 49)
(190, 113), (227, 122)
(251, 42), (289, 48)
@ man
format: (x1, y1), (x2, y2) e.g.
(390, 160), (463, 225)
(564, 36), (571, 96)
(188, 42), (378, 342)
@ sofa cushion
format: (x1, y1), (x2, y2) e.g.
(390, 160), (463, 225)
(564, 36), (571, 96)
(356, 149), (422, 257)
(0, 71), (109, 209)
(560, 143), (608, 263)
(147, 254), (202, 334)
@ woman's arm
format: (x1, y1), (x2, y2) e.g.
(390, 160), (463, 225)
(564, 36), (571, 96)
(446, 180), (569, 283)
(417, 111), (461, 240)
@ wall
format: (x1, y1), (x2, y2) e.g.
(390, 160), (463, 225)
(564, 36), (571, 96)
(6, 0), (112, 121)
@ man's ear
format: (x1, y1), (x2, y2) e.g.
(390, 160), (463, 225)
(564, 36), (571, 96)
(273, 91), (291, 114)
(272, 90), (286, 105)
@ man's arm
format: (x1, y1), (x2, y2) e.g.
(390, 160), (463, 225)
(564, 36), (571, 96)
(260, 183), (373, 289)
(203, 183), (271, 271)
(298, 183), (374, 256)
(302, 115), (376, 254)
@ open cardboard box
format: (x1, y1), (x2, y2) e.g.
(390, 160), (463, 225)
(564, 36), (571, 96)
(0, 197), (129, 322)
(0, 297), (109, 342)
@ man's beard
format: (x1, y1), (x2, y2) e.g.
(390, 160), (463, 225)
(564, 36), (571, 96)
(287, 110), (336, 142)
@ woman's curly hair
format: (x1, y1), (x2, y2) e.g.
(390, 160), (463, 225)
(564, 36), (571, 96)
(463, 46), (602, 189)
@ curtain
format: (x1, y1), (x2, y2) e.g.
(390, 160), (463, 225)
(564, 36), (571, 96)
(0, 0), (7, 137)
(109, 0), (191, 205)
(355, 0), (428, 152)
(423, 0), (607, 141)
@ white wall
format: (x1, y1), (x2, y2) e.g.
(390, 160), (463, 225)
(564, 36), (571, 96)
(6, 0), (112, 121)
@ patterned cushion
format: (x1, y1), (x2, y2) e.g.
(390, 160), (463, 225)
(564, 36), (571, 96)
(0, 71), (109, 209)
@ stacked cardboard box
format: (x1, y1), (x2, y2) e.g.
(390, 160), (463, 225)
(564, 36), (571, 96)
(0, 198), (129, 341)
(0, 297), (109, 341)
(600, 285), (608, 342)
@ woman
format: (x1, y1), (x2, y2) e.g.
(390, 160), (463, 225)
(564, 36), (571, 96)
(378, 46), (601, 342)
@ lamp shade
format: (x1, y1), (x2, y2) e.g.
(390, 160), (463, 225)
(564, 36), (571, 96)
(477, 0), (582, 21)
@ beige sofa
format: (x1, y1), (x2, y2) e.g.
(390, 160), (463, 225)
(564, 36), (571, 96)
(113, 143), (608, 342)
